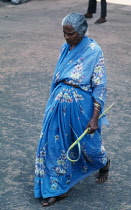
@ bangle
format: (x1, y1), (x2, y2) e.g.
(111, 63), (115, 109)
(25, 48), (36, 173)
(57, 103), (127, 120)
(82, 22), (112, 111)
(94, 103), (100, 108)
(94, 107), (100, 111)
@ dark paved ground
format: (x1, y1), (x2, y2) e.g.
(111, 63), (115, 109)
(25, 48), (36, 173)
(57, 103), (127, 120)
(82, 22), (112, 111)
(0, 0), (131, 209)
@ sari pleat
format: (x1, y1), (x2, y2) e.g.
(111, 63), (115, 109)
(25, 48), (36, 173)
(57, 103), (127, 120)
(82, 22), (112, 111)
(34, 83), (107, 198)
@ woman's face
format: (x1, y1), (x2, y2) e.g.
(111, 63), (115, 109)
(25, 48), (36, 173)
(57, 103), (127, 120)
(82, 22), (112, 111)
(63, 25), (83, 48)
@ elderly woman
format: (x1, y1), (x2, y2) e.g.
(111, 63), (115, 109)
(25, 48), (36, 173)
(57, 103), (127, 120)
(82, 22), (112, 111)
(34, 13), (110, 206)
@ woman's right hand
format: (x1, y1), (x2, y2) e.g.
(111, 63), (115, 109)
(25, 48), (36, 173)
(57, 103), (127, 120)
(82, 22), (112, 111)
(86, 116), (99, 134)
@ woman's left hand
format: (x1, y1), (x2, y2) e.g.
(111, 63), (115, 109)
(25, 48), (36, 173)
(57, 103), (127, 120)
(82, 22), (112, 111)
(86, 117), (98, 134)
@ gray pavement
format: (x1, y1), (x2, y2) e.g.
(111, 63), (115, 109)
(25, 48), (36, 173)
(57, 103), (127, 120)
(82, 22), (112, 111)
(0, 0), (131, 209)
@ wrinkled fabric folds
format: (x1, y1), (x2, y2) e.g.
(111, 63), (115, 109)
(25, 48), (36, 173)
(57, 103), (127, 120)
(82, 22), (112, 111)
(34, 36), (108, 198)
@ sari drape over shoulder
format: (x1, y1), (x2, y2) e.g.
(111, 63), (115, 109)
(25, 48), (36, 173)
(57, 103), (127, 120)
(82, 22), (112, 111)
(34, 36), (108, 198)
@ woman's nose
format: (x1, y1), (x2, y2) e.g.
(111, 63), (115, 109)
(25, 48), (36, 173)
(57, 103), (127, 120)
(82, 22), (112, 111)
(64, 34), (69, 40)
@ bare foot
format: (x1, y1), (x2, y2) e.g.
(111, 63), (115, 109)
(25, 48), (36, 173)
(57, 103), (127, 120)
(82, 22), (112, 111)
(96, 159), (110, 183)
(41, 193), (67, 207)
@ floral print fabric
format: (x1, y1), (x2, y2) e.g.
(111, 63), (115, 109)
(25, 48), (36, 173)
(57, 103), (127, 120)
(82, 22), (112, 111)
(34, 36), (108, 198)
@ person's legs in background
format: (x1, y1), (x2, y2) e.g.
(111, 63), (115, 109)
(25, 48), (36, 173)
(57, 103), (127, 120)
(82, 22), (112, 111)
(95, 0), (107, 24)
(84, 0), (97, 18)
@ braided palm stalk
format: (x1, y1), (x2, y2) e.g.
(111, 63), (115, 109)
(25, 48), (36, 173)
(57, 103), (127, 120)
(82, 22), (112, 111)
(67, 103), (114, 162)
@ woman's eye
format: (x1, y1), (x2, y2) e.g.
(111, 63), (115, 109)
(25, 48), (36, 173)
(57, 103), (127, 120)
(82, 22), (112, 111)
(63, 32), (74, 36)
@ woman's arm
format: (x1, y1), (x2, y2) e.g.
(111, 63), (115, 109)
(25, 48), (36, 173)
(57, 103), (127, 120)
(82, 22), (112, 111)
(86, 100), (100, 134)
(87, 49), (107, 134)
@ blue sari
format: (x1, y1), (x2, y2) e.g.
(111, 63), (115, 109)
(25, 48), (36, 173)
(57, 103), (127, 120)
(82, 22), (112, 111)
(34, 36), (108, 198)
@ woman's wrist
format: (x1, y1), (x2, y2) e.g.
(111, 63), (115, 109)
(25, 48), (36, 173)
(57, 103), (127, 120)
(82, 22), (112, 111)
(93, 101), (100, 119)
(92, 111), (99, 119)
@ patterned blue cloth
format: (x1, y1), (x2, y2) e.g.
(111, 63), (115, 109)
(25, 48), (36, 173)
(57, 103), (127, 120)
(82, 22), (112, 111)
(34, 36), (108, 198)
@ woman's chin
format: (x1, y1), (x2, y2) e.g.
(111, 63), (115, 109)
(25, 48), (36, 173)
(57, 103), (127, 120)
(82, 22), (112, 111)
(66, 41), (72, 45)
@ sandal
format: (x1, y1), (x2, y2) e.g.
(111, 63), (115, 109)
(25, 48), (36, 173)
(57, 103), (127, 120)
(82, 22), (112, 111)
(96, 159), (110, 183)
(41, 193), (67, 207)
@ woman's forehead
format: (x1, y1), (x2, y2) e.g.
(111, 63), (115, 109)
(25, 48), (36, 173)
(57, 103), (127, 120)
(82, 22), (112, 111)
(63, 25), (75, 32)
